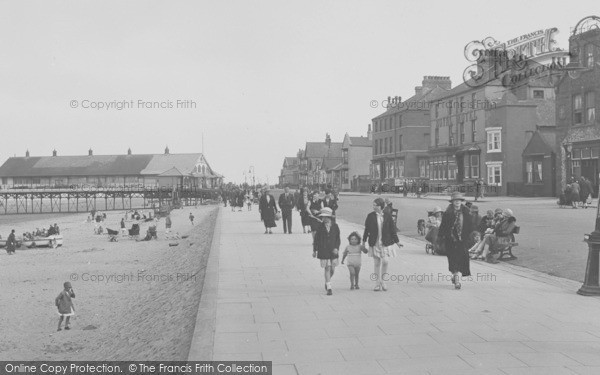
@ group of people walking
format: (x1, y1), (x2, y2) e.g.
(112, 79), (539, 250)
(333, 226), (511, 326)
(561, 176), (594, 209)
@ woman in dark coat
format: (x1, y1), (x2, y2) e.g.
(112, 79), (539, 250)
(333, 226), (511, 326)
(308, 193), (323, 240)
(362, 198), (402, 291)
(259, 189), (278, 234)
(296, 188), (312, 233)
(438, 192), (474, 289)
(312, 208), (341, 295)
(6, 229), (17, 254)
(579, 176), (591, 208)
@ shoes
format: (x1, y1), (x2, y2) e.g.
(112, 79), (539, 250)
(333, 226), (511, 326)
(355, 285), (359, 289)
(374, 284), (381, 292)
(351, 285), (355, 290)
(57, 327), (62, 331)
(381, 283), (387, 291)
(289, 232), (292, 234)
(65, 326), (70, 330)
(327, 289), (332, 295)
(264, 230), (268, 234)
(455, 280), (461, 289)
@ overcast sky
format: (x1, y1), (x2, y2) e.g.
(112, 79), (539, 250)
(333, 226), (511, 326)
(0, 1), (597, 184)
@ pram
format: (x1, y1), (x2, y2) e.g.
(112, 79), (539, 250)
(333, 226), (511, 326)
(128, 224), (140, 239)
(425, 227), (440, 255)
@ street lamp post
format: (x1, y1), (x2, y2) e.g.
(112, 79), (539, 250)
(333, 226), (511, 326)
(578, 183), (600, 296)
(249, 166), (255, 190)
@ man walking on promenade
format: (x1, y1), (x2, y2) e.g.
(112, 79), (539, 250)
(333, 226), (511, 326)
(279, 186), (295, 234)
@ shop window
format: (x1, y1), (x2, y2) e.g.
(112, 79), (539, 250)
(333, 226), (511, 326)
(533, 90), (544, 99)
(572, 160), (581, 177)
(574, 94), (583, 125)
(572, 148), (582, 160)
(582, 147), (592, 159)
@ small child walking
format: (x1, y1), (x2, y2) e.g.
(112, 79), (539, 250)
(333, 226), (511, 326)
(189, 212), (195, 225)
(55, 281), (75, 331)
(341, 232), (368, 290)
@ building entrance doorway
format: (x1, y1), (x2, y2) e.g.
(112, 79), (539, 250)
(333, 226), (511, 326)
(582, 159), (599, 197)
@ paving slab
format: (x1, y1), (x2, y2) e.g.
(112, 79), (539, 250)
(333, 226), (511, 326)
(189, 207), (600, 374)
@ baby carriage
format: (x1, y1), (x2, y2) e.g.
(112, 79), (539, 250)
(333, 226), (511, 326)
(425, 227), (440, 255)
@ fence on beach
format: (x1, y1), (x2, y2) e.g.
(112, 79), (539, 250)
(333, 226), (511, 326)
(0, 187), (220, 215)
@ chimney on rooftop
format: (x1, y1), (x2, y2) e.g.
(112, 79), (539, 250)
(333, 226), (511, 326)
(325, 133), (331, 147)
(415, 86), (423, 97)
(367, 124), (372, 141)
(26, 150), (30, 158)
(88, 148), (93, 156)
(164, 146), (170, 155)
(52, 149), (57, 157)
(422, 75), (452, 91)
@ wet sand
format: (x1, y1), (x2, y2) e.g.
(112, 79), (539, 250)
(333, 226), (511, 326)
(0, 206), (218, 360)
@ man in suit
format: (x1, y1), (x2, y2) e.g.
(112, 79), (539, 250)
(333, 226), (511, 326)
(322, 190), (338, 214)
(278, 186), (295, 234)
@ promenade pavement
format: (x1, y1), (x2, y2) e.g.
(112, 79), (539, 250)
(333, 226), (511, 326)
(189, 206), (600, 375)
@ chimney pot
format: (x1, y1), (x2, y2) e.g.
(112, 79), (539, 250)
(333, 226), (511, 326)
(52, 149), (57, 157)
(88, 148), (93, 156)
(127, 148), (132, 155)
(26, 150), (30, 157)
(165, 146), (170, 155)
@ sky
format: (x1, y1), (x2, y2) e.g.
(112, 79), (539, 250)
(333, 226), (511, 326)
(0, 0), (598, 184)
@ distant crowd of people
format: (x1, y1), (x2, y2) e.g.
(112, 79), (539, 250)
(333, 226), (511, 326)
(560, 176), (594, 209)
(22, 224), (60, 240)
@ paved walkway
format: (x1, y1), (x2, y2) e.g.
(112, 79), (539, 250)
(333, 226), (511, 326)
(189, 207), (600, 375)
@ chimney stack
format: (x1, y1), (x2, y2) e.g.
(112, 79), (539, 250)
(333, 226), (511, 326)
(88, 148), (93, 156)
(422, 76), (452, 91)
(52, 149), (57, 157)
(26, 150), (30, 158)
(367, 124), (372, 141)
(415, 86), (423, 97)
(325, 133), (331, 147)
(164, 146), (170, 155)
(127, 148), (132, 155)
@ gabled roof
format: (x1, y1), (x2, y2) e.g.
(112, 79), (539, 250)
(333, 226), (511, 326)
(140, 153), (202, 175)
(523, 131), (555, 156)
(349, 136), (372, 147)
(158, 167), (185, 177)
(322, 157), (342, 170)
(304, 142), (343, 158)
(283, 157), (299, 168)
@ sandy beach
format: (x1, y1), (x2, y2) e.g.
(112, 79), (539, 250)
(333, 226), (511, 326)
(0, 205), (218, 360)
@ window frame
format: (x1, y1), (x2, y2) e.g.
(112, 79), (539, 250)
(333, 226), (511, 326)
(486, 127), (502, 153)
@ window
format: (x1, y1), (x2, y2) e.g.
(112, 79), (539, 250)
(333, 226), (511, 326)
(471, 93), (476, 109)
(586, 43), (595, 68)
(459, 122), (465, 144)
(419, 159), (429, 178)
(448, 102), (453, 116)
(449, 123), (454, 146)
(459, 96), (464, 112)
(486, 128), (501, 152)
(533, 90), (544, 99)
(470, 154), (479, 178)
(586, 92), (596, 124)
(435, 127), (439, 147)
(435, 103), (439, 118)
(397, 160), (404, 177)
(486, 162), (502, 185)
(374, 140), (378, 155)
(574, 94), (583, 125)
(448, 156), (457, 180)
(471, 120), (476, 142)
(384, 138), (388, 154)
(571, 160), (580, 177)
(526, 160), (543, 183)
(398, 135), (403, 151)
(398, 115), (403, 128)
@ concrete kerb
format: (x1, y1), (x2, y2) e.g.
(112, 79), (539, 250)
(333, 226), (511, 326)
(187, 207), (222, 360)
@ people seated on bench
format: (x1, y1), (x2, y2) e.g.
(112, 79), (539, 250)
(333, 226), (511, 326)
(470, 209), (516, 263)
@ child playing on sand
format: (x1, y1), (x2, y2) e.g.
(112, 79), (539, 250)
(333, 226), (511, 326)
(55, 281), (75, 331)
(341, 232), (368, 290)
(189, 213), (195, 225)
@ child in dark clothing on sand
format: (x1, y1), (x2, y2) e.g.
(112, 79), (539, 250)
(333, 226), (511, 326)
(55, 281), (75, 331)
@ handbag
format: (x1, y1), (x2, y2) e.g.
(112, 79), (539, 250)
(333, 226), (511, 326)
(275, 212), (281, 221)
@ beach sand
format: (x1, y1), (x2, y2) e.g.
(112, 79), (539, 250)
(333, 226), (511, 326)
(0, 205), (218, 360)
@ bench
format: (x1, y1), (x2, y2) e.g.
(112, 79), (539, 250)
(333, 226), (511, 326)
(496, 226), (520, 260)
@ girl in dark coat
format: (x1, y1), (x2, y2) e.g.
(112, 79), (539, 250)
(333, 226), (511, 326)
(312, 208), (340, 295)
(438, 192), (474, 289)
(296, 189), (312, 233)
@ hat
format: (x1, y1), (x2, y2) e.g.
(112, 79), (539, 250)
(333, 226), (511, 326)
(318, 207), (334, 217)
(432, 206), (443, 214)
(449, 192), (465, 202)
(470, 205), (479, 211)
(494, 208), (503, 214)
(486, 210), (494, 216)
(63, 281), (72, 289)
(503, 208), (514, 217)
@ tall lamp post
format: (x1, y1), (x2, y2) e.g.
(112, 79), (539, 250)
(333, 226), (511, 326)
(249, 166), (255, 190)
(579, 183), (600, 296)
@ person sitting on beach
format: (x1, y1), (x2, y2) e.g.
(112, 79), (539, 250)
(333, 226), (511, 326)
(47, 225), (56, 236)
(54, 224), (60, 235)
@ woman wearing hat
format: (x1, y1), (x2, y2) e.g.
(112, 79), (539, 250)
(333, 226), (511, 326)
(312, 207), (341, 295)
(362, 198), (402, 291)
(258, 188), (278, 234)
(438, 192), (474, 289)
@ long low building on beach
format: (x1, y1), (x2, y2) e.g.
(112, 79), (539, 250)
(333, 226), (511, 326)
(0, 147), (223, 189)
